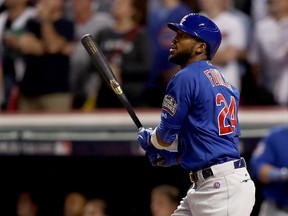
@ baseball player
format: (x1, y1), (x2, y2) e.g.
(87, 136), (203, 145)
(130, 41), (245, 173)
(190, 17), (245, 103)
(137, 13), (256, 216)
(249, 124), (288, 216)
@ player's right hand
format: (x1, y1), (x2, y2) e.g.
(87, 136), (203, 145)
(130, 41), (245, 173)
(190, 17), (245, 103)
(137, 127), (153, 151)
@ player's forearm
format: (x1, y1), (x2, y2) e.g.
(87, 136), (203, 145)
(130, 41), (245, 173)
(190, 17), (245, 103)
(151, 127), (178, 150)
(259, 164), (288, 184)
(153, 130), (173, 148)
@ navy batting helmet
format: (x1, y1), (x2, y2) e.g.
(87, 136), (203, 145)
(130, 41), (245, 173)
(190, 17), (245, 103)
(167, 13), (222, 60)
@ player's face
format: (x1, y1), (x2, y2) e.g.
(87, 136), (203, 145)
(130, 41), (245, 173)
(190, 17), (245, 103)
(168, 30), (206, 67)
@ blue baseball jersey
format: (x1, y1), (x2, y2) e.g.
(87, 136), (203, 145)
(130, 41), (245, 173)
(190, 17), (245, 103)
(250, 125), (288, 206)
(157, 60), (241, 172)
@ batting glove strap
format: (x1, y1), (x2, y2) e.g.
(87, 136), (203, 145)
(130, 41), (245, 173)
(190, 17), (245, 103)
(151, 127), (166, 150)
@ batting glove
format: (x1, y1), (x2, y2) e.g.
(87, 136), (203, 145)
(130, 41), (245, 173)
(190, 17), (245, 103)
(146, 148), (179, 167)
(137, 127), (153, 151)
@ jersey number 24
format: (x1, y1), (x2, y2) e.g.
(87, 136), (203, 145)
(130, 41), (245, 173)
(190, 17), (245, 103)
(216, 93), (237, 135)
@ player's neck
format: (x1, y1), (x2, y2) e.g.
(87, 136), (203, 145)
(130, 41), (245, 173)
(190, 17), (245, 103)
(181, 56), (207, 68)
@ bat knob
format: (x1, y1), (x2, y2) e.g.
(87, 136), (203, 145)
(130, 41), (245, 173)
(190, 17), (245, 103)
(81, 33), (91, 39)
(138, 127), (144, 131)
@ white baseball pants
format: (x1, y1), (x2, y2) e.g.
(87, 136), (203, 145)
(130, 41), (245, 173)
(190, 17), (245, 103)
(172, 160), (256, 216)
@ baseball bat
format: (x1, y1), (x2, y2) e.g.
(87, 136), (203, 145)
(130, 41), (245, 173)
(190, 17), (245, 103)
(81, 34), (143, 130)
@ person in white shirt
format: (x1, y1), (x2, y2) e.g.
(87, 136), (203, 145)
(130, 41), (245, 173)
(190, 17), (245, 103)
(197, 0), (248, 92)
(0, 0), (36, 111)
(68, 0), (114, 110)
(248, 0), (288, 106)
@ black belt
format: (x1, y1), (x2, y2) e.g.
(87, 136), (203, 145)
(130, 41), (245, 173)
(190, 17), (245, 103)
(189, 158), (246, 183)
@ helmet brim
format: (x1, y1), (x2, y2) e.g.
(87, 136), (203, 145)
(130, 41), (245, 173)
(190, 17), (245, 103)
(168, 23), (197, 39)
(167, 23), (181, 32)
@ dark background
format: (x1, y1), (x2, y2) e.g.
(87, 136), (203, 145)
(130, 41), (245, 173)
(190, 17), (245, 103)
(0, 155), (191, 216)
(0, 153), (262, 216)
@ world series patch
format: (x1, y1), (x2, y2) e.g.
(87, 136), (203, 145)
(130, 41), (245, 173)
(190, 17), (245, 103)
(162, 95), (177, 116)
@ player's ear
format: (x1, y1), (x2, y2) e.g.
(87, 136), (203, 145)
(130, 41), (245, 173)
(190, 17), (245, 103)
(195, 42), (207, 56)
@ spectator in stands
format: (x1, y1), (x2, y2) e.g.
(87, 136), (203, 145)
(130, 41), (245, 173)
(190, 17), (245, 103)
(94, 0), (113, 13)
(82, 198), (109, 216)
(145, 0), (192, 107)
(197, 0), (248, 93)
(94, 0), (151, 108)
(0, 56), (3, 109)
(0, 0), (6, 13)
(233, 0), (252, 16)
(250, 124), (288, 216)
(247, 0), (288, 106)
(0, 0), (36, 111)
(69, 0), (114, 110)
(150, 184), (181, 216)
(250, 0), (269, 23)
(16, 191), (39, 216)
(16, 0), (75, 112)
(224, 0), (255, 105)
(63, 192), (87, 216)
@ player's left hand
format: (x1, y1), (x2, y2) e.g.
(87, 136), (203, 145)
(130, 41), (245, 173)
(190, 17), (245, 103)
(146, 147), (179, 167)
(137, 127), (153, 151)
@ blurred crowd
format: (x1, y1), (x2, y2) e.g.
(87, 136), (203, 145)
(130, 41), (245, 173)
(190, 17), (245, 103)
(14, 185), (182, 216)
(0, 0), (287, 113)
(1, 0), (288, 216)
(15, 191), (111, 216)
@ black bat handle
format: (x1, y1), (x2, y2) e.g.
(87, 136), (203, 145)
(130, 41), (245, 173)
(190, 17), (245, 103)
(81, 34), (143, 130)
